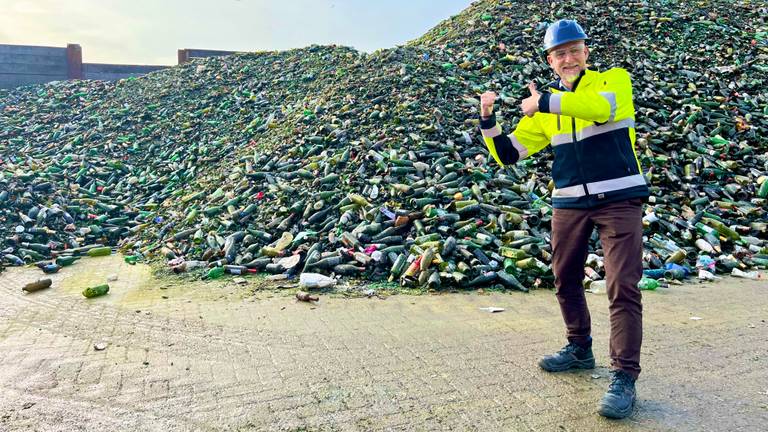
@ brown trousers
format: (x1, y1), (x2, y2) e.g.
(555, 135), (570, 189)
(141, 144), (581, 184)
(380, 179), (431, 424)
(551, 198), (644, 379)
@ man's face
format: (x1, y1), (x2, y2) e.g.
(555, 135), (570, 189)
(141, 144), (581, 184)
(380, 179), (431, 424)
(546, 41), (589, 84)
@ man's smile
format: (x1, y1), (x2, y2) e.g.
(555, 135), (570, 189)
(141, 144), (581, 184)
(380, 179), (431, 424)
(561, 65), (580, 73)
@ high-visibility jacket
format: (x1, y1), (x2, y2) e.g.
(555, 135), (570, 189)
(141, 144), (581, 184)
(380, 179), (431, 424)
(480, 68), (649, 209)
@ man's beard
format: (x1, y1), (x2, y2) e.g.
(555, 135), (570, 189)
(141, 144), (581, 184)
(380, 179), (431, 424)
(560, 71), (580, 84)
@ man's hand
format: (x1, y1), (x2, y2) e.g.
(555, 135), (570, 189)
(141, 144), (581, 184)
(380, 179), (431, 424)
(480, 91), (496, 118)
(520, 82), (540, 118)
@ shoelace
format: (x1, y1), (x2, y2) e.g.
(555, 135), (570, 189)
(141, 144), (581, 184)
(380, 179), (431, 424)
(559, 343), (581, 355)
(608, 371), (633, 392)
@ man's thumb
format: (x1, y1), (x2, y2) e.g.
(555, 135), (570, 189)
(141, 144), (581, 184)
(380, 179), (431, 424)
(528, 82), (538, 95)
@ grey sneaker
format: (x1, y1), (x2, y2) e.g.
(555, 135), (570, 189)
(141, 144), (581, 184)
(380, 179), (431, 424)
(598, 370), (636, 419)
(538, 342), (595, 372)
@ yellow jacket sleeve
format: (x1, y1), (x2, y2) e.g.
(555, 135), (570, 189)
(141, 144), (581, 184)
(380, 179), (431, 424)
(480, 113), (549, 167)
(541, 68), (633, 123)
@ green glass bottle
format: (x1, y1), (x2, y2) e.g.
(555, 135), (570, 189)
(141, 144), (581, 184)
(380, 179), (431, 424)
(86, 246), (112, 257)
(203, 266), (225, 280)
(638, 278), (659, 291)
(82, 284), (110, 298)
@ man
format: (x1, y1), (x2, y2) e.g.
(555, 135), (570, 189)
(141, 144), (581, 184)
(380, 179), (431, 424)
(478, 19), (648, 419)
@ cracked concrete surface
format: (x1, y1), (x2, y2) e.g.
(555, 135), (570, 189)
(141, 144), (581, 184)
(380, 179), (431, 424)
(0, 255), (766, 431)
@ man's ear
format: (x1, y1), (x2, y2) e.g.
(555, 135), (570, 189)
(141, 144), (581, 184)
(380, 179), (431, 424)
(584, 46), (590, 61)
(546, 53), (554, 68)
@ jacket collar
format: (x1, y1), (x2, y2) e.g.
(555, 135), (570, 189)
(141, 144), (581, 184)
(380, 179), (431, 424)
(548, 69), (591, 92)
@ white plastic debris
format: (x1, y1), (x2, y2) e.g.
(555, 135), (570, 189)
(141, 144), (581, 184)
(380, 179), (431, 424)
(479, 307), (505, 313)
(697, 269), (720, 281)
(299, 273), (337, 290)
(731, 268), (764, 280)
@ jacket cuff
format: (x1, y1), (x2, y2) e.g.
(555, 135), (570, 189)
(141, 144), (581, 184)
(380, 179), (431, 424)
(496, 135), (520, 165)
(479, 112), (497, 129)
(546, 93), (563, 114)
(538, 92), (551, 113)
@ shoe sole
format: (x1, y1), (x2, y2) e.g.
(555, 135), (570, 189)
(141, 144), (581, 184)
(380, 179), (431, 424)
(538, 357), (595, 372)
(598, 399), (635, 419)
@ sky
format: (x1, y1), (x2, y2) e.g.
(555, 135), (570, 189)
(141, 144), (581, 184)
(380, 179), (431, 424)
(0, 0), (473, 65)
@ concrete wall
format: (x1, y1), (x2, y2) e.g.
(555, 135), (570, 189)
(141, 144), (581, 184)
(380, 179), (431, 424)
(0, 44), (68, 89)
(1, 44), (243, 89)
(83, 63), (167, 81)
(178, 48), (239, 64)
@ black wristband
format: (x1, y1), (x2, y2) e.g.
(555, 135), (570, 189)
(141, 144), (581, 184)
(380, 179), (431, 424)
(479, 112), (497, 129)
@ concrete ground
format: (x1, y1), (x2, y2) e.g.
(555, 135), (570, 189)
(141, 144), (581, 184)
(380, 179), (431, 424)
(0, 255), (766, 432)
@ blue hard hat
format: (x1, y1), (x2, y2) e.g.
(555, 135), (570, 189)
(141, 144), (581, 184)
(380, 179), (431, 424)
(543, 19), (588, 52)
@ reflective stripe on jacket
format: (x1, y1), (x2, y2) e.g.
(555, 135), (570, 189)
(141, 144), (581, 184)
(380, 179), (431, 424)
(480, 68), (649, 209)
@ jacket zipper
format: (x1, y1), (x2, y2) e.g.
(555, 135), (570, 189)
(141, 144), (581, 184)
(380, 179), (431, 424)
(572, 117), (589, 196)
(615, 137), (632, 174)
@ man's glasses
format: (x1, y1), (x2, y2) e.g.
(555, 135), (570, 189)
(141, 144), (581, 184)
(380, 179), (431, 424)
(549, 44), (586, 60)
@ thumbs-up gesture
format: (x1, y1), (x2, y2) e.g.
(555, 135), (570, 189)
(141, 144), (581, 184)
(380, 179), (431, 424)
(480, 91), (496, 118)
(520, 81), (541, 118)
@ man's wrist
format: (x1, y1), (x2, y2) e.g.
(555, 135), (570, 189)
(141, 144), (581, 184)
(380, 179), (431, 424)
(479, 112), (497, 128)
